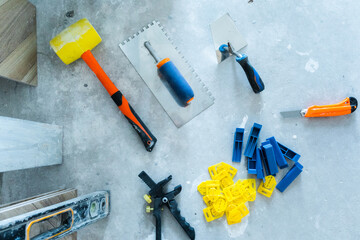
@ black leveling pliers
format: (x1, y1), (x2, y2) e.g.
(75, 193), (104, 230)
(138, 171), (195, 240)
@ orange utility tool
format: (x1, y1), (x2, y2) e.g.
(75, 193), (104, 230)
(50, 19), (156, 151)
(280, 97), (358, 118)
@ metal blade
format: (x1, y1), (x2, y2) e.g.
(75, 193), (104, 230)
(227, 42), (242, 58)
(210, 13), (247, 63)
(280, 110), (303, 118)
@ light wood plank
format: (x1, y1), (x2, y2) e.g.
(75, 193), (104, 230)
(0, 189), (66, 209)
(0, 116), (63, 172)
(0, 189), (72, 213)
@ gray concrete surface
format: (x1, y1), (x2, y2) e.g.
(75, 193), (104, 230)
(0, 0), (359, 239)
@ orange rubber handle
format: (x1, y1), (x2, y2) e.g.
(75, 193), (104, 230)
(81, 50), (157, 151)
(81, 50), (119, 96)
(304, 97), (358, 117)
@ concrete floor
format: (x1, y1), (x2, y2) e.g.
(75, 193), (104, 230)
(1, 0), (360, 239)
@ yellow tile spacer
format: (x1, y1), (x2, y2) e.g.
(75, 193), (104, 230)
(203, 195), (217, 206)
(223, 182), (248, 205)
(234, 179), (256, 202)
(258, 175), (277, 198)
(223, 184), (235, 202)
(212, 170), (228, 181)
(241, 179), (256, 191)
(220, 175), (234, 189)
(208, 162), (237, 179)
(232, 180), (244, 196)
(217, 162), (237, 177)
(230, 195), (247, 205)
(197, 182), (207, 195)
(226, 203), (249, 225)
(206, 186), (221, 197)
(202, 192), (222, 205)
(199, 162), (259, 225)
(241, 188), (256, 202)
(203, 206), (224, 222)
(212, 195), (227, 215)
(197, 180), (220, 195)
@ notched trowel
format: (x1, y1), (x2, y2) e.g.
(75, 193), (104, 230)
(120, 21), (214, 128)
(210, 13), (265, 93)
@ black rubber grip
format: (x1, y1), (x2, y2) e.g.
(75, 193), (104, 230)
(237, 56), (265, 93)
(168, 199), (195, 240)
(153, 204), (162, 240)
(111, 91), (157, 152)
(350, 97), (358, 113)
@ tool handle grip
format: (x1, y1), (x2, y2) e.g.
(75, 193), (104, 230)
(304, 97), (358, 117)
(81, 50), (157, 151)
(236, 55), (264, 93)
(153, 207), (162, 240)
(157, 59), (194, 106)
(168, 199), (195, 240)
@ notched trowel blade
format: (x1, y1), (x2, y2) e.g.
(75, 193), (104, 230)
(210, 13), (248, 63)
(120, 21), (214, 128)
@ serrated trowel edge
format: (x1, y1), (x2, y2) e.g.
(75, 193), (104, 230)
(120, 21), (215, 103)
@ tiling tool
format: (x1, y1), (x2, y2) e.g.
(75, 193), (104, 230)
(144, 41), (194, 106)
(276, 162), (303, 192)
(198, 163), (254, 225)
(139, 171), (195, 240)
(120, 21), (214, 127)
(222, 42), (264, 93)
(50, 19), (156, 152)
(210, 13), (265, 93)
(280, 97), (358, 118)
(0, 191), (110, 240)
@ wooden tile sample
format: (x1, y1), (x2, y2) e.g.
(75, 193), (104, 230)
(0, 116), (63, 172)
(0, 0), (37, 86)
(0, 189), (66, 209)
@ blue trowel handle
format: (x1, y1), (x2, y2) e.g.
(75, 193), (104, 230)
(219, 44), (230, 61)
(236, 54), (265, 93)
(157, 58), (194, 106)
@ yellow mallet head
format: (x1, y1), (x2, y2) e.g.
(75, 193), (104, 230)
(50, 18), (102, 65)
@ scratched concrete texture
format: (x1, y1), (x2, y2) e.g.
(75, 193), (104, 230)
(0, 0), (359, 239)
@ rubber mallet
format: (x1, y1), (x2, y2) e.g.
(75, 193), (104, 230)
(50, 18), (156, 152)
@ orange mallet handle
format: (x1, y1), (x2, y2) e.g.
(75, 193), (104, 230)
(81, 50), (156, 151)
(304, 97), (358, 117)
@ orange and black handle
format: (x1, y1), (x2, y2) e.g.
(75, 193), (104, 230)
(304, 97), (357, 117)
(81, 50), (156, 151)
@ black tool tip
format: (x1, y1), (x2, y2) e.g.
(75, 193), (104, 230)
(350, 97), (358, 113)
